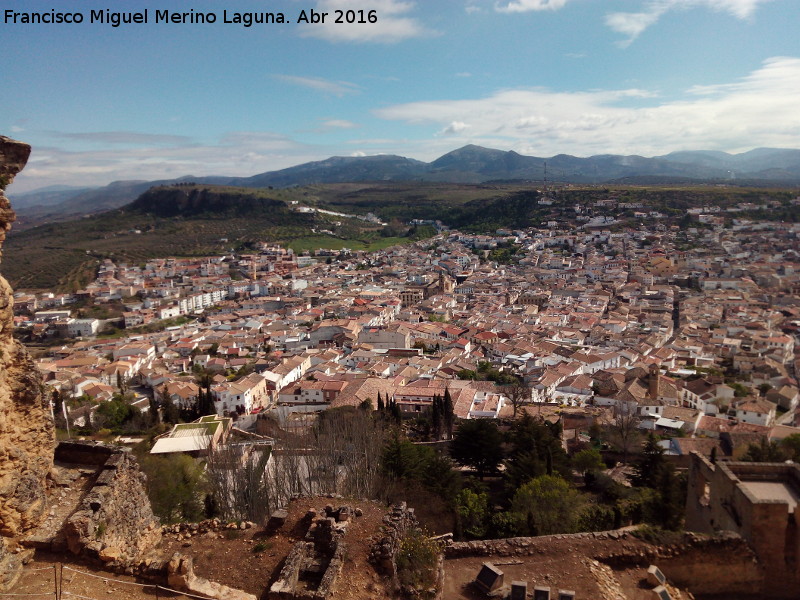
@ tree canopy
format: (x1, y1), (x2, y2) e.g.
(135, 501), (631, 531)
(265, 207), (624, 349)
(450, 419), (504, 479)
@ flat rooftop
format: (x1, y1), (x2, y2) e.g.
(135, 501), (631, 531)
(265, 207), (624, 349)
(740, 480), (800, 512)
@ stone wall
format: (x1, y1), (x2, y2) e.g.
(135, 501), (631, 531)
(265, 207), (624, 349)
(61, 444), (161, 569)
(269, 504), (351, 600)
(685, 452), (800, 598)
(0, 136), (55, 592)
(656, 532), (763, 596)
(447, 529), (766, 598)
(369, 501), (417, 579)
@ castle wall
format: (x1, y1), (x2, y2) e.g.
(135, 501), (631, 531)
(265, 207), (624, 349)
(685, 452), (800, 598)
(0, 137), (55, 592)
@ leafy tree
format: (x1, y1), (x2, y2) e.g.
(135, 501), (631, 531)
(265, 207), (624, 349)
(162, 397), (180, 424)
(511, 474), (583, 536)
(455, 488), (489, 539)
(450, 419), (504, 479)
(140, 453), (205, 522)
(504, 451), (546, 491)
(780, 434), (800, 461)
(743, 438), (788, 462)
(572, 448), (605, 476)
(383, 437), (432, 481)
(608, 405), (641, 464)
(730, 382), (751, 398)
(95, 397), (141, 432)
(504, 414), (571, 482)
(382, 436), (460, 501)
(578, 503), (617, 532)
(489, 511), (526, 539)
(505, 382), (530, 418)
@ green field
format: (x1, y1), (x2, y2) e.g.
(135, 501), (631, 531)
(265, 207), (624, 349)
(286, 235), (412, 254)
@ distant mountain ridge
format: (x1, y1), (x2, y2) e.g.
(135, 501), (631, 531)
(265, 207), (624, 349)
(10, 144), (800, 227)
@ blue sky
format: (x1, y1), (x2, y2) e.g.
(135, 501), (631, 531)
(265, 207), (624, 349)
(3, 0), (799, 192)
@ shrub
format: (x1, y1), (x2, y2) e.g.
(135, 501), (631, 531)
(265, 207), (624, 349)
(396, 528), (442, 598)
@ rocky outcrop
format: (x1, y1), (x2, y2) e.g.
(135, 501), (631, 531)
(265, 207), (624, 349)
(62, 449), (161, 567)
(0, 136), (55, 591)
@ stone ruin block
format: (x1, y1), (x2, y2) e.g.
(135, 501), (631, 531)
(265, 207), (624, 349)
(652, 586), (671, 600)
(534, 586), (551, 600)
(94, 469), (116, 486)
(647, 565), (666, 587)
(558, 590), (575, 600)
(267, 508), (288, 532)
(510, 581), (528, 600)
(103, 453), (125, 469)
(475, 562), (503, 594)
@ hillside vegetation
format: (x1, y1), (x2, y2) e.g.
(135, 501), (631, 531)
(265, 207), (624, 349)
(4, 181), (798, 291)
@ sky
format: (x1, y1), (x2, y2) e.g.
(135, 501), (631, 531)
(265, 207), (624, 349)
(2, 0), (800, 193)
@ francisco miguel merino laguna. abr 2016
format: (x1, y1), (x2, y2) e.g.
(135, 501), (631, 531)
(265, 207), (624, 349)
(3, 8), (292, 27)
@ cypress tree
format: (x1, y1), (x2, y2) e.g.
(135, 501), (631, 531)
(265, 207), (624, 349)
(444, 387), (454, 439)
(377, 391), (385, 412)
(432, 394), (443, 440)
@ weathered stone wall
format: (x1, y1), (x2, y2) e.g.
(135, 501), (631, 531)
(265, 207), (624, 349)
(0, 136), (55, 592)
(447, 529), (766, 598)
(269, 504), (351, 600)
(55, 441), (119, 466)
(369, 501), (417, 578)
(62, 445), (161, 568)
(656, 532), (763, 596)
(685, 452), (800, 597)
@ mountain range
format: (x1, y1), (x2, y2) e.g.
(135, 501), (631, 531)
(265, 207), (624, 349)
(10, 145), (800, 227)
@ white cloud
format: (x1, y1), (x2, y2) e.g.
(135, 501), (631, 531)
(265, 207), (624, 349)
(53, 131), (193, 146)
(9, 131), (328, 193)
(606, 0), (774, 44)
(440, 121), (471, 135)
(495, 0), (569, 12)
(322, 119), (359, 129)
(298, 0), (434, 43)
(274, 75), (360, 96)
(351, 151), (367, 157)
(374, 57), (800, 158)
